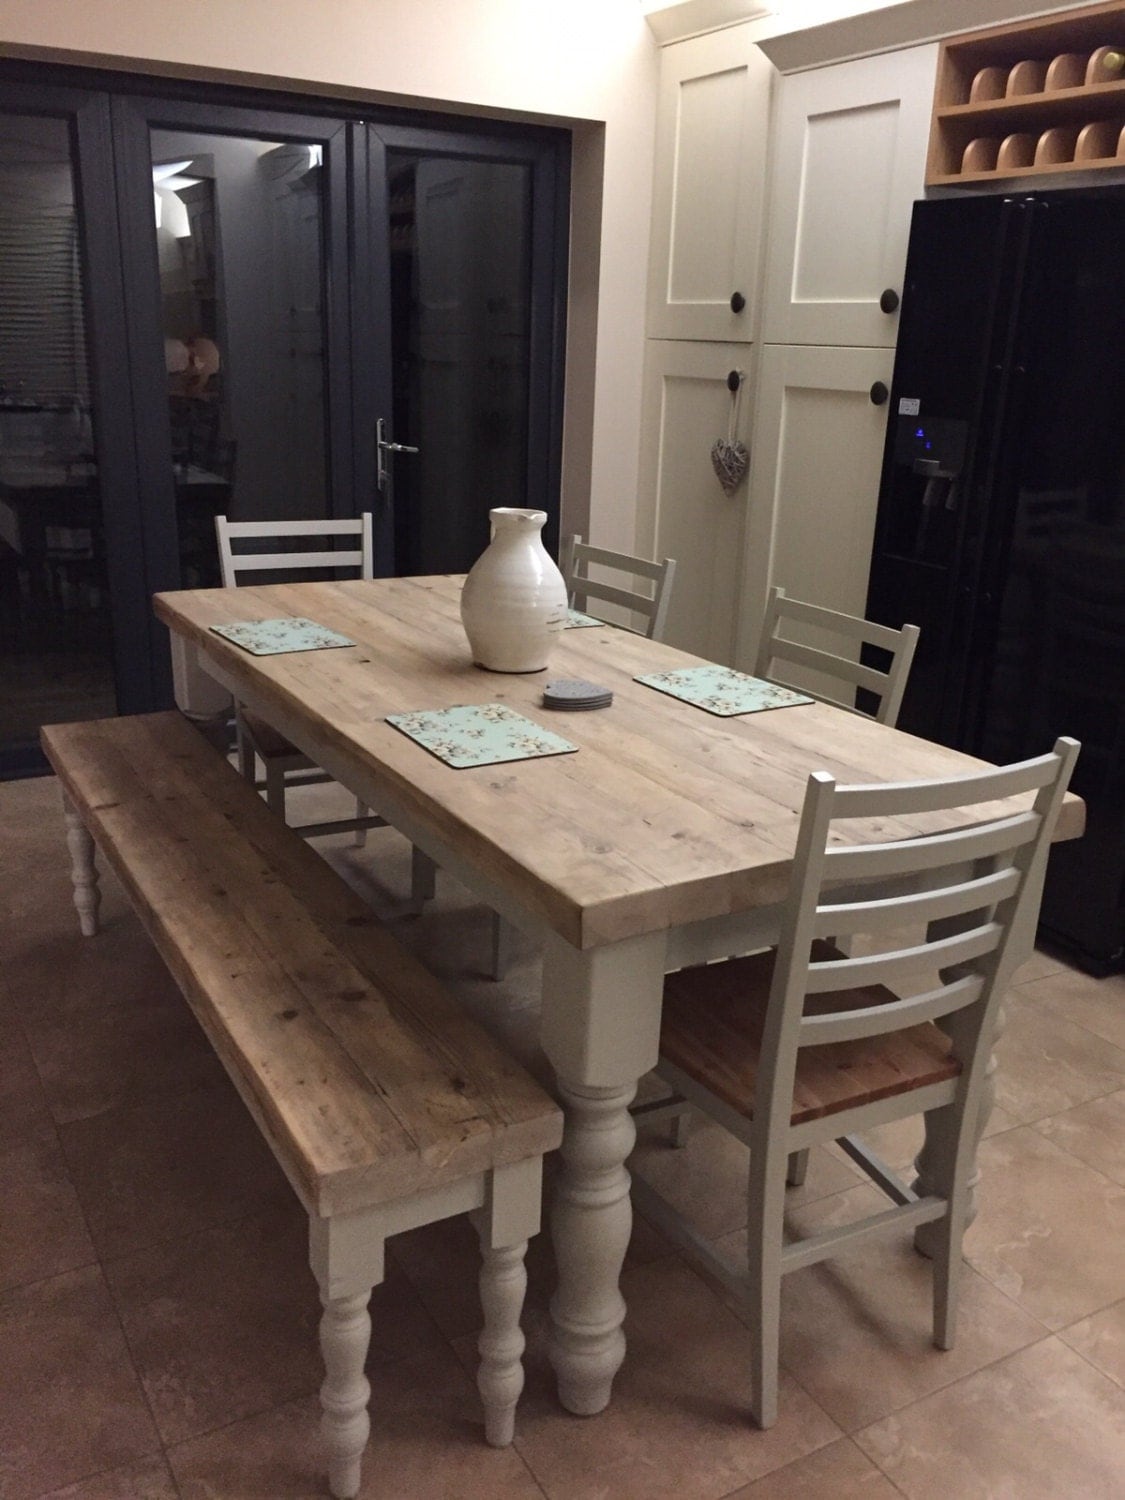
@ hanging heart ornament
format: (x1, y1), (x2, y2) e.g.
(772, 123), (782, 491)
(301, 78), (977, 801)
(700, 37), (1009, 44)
(710, 438), (749, 495)
(711, 369), (749, 495)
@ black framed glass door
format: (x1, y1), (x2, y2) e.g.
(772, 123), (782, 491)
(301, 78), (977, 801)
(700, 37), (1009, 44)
(365, 123), (567, 574)
(0, 64), (569, 777)
(0, 82), (152, 777)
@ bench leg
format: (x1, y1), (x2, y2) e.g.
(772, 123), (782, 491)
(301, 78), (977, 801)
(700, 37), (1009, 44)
(309, 1217), (384, 1500)
(471, 1156), (541, 1446)
(62, 793), (100, 936)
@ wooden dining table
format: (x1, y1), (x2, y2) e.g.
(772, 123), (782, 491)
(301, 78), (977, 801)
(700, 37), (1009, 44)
(155, 572), (1085, 1417)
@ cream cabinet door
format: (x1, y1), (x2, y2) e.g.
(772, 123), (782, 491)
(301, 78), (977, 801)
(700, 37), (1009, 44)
(647, 25), (772, 342)
(761, 44), (937, 348)
(636, 341), (754, 665)
(735, 343), (893, 670)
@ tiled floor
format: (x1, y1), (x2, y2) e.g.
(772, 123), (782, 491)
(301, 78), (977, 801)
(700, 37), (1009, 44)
(2, 772), (1124, 1499)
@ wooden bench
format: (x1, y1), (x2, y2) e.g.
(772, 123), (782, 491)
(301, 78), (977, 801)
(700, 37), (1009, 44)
(41, 710), (563, 1500)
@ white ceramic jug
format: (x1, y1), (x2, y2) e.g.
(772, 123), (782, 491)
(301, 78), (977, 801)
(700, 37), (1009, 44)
(460, 508), (568, 672)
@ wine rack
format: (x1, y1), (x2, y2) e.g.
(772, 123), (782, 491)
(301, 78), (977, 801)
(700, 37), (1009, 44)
(927, 1), (1125, 185)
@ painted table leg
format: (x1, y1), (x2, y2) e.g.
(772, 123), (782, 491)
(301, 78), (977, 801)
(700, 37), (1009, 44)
(62, 793), (100, 936)
(538, 930), (667, 1416)
(548, 1078), (636, 1414)
(912, 862), (1040, 1256)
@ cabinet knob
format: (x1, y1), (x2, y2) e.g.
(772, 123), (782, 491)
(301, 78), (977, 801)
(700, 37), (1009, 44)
(879, 288), (900, 314)
(730, 291), (746, 313)
(869, 381), (889, 406)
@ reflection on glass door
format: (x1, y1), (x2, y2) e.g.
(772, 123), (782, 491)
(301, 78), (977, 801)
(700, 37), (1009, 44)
(0, 109), (113, 767)
(148, 127), (330, 587)
(386, 151), (532, 575)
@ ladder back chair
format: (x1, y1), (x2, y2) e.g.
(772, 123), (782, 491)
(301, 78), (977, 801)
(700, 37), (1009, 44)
(755, 585), (920, 727)
(215, 514), (384, 843)
(561, 533), (678, 641)
(487, 533), (680, 981)
(632, 736), (1080, 1429)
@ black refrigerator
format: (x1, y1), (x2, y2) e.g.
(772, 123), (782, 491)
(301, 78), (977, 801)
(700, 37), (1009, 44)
(865, 190), (1125, 975)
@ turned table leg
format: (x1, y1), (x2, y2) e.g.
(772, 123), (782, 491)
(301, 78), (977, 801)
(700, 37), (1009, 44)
(539, 931), (666, 1416)
(62, 793), (100, 936)
(548, 1078), (636, 1414)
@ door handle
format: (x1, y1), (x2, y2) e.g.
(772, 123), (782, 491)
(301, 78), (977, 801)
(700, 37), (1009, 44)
(869, 381), (889, 406)
(376, 416), (419, 492)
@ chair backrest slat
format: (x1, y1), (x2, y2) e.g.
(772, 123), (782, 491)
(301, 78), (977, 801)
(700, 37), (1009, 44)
(562, 533), (677, 641)
(813, 865), (1022, 939)
(804, 920), (1004, 995)
(799, 973), (986, 1046)
(215, 514), (374, 588)
(755, 585), (920, 726)
(824, 810), (1041, 883)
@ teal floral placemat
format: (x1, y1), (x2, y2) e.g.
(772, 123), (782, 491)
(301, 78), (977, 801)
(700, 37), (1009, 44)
(634, 666), (813, 717)
(386, 703), (578, 769)
(565, 609), (606, 628)
(210, 617), (355, 656)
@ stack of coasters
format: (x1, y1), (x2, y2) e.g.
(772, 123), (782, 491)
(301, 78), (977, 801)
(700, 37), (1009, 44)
(542, 678), (614, 711)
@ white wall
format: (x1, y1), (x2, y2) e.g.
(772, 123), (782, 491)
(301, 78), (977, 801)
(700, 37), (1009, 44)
(0, 0), (661, 552)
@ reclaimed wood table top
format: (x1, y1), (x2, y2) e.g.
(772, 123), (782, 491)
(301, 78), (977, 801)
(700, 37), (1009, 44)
(155, 574), (1085, 952)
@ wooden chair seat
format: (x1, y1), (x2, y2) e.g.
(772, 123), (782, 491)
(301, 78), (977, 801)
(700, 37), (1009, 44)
(660, 943), (960, 1128)
(41, 710), (562, 1496)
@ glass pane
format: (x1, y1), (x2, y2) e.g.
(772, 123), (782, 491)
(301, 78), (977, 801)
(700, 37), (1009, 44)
(387, 152), (532, 575)
(150, 129), (329, 586)
(0, 110), (113, 770)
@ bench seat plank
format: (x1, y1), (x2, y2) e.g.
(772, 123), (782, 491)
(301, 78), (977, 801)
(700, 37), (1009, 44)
(41, 712), (562, 1219)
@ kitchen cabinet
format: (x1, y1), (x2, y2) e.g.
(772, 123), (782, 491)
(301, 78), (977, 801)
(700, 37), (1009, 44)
(646, 23), (772, 342)
(735, 343), (893, 670)
(760, 44), (938, 348)
(636, 339), (754, 665)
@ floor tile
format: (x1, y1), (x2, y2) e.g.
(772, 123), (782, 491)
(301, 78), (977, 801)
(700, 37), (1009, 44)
(0, 1007), (53, 1143)
(0, 1128), (96, 1295)
(1018, 965), (1125, 1053)
(104, 1202), (445, 1447)
(501, 1255), (841, 1500)
(714, 1182), (1045, 1433)
(59, 1077), (293, 1261)
(168, 1352), (543, 1499)
(1032, 1089), (1125, 1186)
(990, 990), (1125, 1125)
(1059, 1298), (1125, 1391)
(23, 988), (225, 1126)
(630, 1117), (860, 1241)
(0, 1264), (159, 1500)
(854, 1337), (1125, 1499)
(1010, 947), (1073, 985)
(723, 1437), (903, 1499)
(965, 1127), (1125, 1329)
(38, 1455), (180, 1499)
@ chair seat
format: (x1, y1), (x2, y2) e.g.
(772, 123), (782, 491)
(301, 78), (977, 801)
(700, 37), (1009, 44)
(660, 942), (960, 1127)
(240, 708), (307, 763)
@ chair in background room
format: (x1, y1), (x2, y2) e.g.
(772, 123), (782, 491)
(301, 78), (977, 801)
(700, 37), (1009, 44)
(561, 533), (678, 640)
(214, 514), (386, 844)
(755, 585), (920, 727)
(632, 736), (1079, 1428)
(486, 534), (680, 981)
